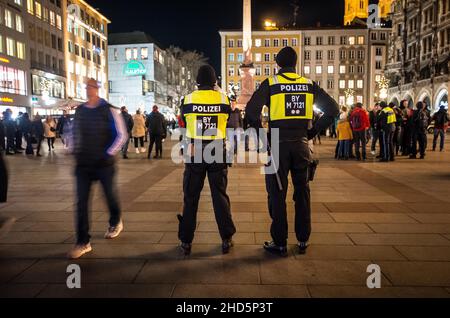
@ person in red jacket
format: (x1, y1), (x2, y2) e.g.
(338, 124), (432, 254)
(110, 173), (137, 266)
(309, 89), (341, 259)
(350, 103), (370, 161)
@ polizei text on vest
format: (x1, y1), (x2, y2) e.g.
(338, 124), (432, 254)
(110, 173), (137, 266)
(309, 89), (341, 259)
(279, 84), (310, 92)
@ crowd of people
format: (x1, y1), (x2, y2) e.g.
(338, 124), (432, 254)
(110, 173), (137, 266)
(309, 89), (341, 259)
(0, 105), (170, 159)
(329, 100), (449, 162)
(119, 105), (168, 159)
(0, 109), (73, 157)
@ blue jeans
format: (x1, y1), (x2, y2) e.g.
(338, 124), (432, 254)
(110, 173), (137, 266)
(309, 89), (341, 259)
(338, 140), (350, 158)
(75, 165), (121, 244)
(433, 129), (445, 151)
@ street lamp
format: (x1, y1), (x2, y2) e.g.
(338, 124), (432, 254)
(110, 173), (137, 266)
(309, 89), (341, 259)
(264, 19), (278, 31)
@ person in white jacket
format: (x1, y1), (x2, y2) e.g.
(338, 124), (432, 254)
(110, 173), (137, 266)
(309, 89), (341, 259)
(43, 116), (57, 152)
(132, 110), (146, 154)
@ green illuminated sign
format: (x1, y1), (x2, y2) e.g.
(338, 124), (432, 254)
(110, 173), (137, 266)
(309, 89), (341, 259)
(124, 61), (147, 76)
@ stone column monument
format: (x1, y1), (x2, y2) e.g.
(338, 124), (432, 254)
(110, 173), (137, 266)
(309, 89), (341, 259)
(236, 0), (255, 109)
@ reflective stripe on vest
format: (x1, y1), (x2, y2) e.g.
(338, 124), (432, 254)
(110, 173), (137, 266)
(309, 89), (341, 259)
(383, 107), (396, 124)
(182, 90), (230, 140)
(268, 73), (314, 121)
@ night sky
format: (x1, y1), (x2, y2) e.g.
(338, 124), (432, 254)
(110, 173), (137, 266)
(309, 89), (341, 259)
(88, 0), (367, 74)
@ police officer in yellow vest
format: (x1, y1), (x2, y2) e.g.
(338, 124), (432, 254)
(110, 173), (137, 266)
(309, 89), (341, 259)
(245, 47), (339, 256)
(177, 65), (236, 255)
(379, 101), (396, 162)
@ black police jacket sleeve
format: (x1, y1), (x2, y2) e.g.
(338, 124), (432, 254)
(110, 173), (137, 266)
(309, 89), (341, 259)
(244, 79), (270, 129)
(309, 82), (340, 139)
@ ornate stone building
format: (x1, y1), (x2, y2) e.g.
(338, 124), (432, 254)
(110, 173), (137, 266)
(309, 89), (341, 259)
(386, 0), (450, 110)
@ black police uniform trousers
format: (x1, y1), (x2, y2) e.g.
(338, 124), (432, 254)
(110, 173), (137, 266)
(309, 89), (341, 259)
(178, 150), (236, 244)
(266, 140), (311, 247)
(381, 127), (395, 161)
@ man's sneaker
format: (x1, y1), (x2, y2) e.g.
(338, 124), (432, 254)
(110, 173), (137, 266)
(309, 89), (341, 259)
(371, 151), (376, 155)
(222, 239), (234, 254)
(135, 148), (140, 154)
(263, 241), (288, 257)
(105, 221), (124, 239)
(180, 242), (192, 256)
(140, 147), (146, 153)
(420, 155), (425, 160)
(67, 243), (92, 259)
(297, 242), (309, 255)
(0, 217), (16, 238)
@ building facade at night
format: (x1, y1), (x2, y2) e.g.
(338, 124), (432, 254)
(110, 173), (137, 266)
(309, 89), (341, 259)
(220, 26), (390, 109)
(386, 0), (450, 111)
(108, 31), (197, 117)
(0, 0), (30, 117)
(26, 0), (66, 115)
(219, 30), (301, 96)
(64, 0), (110, 103)
(344, 0), (394, 25)
(300, 27), (389, 108)
(1, 0), (111, 118)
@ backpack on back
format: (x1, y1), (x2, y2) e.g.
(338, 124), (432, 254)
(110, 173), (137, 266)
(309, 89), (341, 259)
(415, 112), (428, 130)
(351, 111), (362, 130)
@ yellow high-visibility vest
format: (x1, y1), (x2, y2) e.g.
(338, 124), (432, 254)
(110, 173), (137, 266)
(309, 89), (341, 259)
(268, 73), (314, 121)
(382, 107), (396, 124)
(182, 90), (230, 140)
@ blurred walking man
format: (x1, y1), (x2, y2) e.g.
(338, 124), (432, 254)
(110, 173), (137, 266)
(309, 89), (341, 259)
(68, 79), (127, 259)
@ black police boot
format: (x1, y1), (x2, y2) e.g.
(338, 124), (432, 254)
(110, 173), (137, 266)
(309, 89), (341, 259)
(180, 242), (192, 256)
(263, 241), (288, 257)
(222, 239), (234, 254)
(297, 242), (309, 255)
(409, 155), (417, 159)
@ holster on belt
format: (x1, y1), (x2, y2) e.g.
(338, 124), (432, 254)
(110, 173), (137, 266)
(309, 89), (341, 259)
(308, 159), (319, 181)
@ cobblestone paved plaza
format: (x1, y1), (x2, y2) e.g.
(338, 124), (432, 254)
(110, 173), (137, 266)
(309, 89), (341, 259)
(1, 138), (450, 298)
